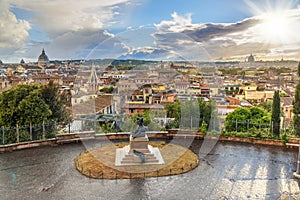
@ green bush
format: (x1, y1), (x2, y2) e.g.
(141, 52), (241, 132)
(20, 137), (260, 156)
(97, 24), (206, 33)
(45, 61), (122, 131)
(208, 130), (221, 135)
(221, 128), (282, 140)
(281, 133), (288, 144)
(199, 121), (208, 135)
(19, 129), (31, 142)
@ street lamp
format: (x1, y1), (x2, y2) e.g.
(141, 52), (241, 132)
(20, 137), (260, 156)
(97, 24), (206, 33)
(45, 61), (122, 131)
(293, 141), (300, 178)
(293, 114), (300, 178)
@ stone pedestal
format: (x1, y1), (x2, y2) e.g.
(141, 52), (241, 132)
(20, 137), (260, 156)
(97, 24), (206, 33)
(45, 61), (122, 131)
(115, 135), (164, 166)
(130, 135), (149, 151)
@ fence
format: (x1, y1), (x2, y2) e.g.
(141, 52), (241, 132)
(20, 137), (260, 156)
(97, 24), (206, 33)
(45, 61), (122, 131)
(0, 117), (296, 145)
(0, 118), (126, 145)
(224, 119), (294, 135)
(0, 122), (57, 145)
(66, 119), (100, 133)
(75, 158), (199, 179)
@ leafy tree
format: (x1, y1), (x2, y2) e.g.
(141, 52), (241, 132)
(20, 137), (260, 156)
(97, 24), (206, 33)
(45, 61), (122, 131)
(225, 107), (251, 132)
(100, 86), (114, 93)
(271, 90), (280, 137)
(250, 106), (270, 123)
(100, 123), (115, 133)
(208, 101), (221, 132)
(165, 98), (214, 130)
(225, 106), (270, 132)
(41, 80), (71, 124)
(0, 83), (71, 143)
(131, 110), (163, 131)
(180, 100), (199, 129)
(0, 84), (55, 144)
(298, 62), (300, 77)
(131, 110), (151, 126)
(256, 86), (265, 91)
(18, 90), (52, 125)
(293, 81), (300, 136)
(198, 98), (213, 128)
(218, 68), (240, 75)
(120, 117), (136, 132)
(165, 100), (181, 128)
(0, 84), (40, 127)
(199, 121), (208, 134)
(258, 101), (272, 113)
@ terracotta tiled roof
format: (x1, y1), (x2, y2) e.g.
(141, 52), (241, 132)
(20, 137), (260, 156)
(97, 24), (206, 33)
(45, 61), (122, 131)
(121, 103), (164, 109)
(72, 94), (113, 115)
(281, 97), (293, 106)
(62, 76), (76, 81)
(95, 94), (113, 112)
(25, 65), (42, 70)
(72, 99), (96, 115)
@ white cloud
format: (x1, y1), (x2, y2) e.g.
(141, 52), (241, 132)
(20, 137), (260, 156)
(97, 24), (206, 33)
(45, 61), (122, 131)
(15, 29), (130, 61)
(152, 12), (265, 60)
(114, 28), (211, 61)
(152, 10), (300, 61)
(3, 1), (300, 62)
(0, 0), (30, 55)
(0, 0), (138, 62)
(155, 12), (194, 33)
(266, 44), (300, 58)
(10, 0), (130, 37)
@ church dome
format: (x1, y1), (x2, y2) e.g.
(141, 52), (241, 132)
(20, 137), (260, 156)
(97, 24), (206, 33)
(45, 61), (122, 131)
(247, 54), (255, 62)
(38, 48), (49, 67)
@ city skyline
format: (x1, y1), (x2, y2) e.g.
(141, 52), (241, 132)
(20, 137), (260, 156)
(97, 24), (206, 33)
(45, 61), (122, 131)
(2, 0), (300, 63)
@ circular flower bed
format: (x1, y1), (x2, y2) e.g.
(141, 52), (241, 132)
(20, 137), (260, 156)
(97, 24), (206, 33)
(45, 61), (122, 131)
(75, 142), (199, 179)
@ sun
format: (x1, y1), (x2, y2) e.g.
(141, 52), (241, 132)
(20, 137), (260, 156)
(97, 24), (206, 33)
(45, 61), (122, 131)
(257, 11), (296, 44)
(260, 12), (290, 42)
(246, 0), (300, 45)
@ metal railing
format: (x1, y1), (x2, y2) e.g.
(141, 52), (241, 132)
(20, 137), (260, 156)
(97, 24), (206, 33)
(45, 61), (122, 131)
(0, 122), (57, 145)
(224, 119), (294, 135)
(0, 118), (296, 146)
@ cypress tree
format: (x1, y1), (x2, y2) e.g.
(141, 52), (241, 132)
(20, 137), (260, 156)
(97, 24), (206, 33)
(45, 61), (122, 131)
(294, 81), (300, 136)
(271, 90), (280, 137)
(298, 62), (300, 77)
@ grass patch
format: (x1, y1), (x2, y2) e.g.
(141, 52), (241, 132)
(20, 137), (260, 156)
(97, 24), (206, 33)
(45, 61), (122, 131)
(75, 142), (198, 179)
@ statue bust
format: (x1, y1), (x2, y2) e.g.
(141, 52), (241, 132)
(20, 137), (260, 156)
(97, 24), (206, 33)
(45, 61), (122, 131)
(131, 117), (148, 139)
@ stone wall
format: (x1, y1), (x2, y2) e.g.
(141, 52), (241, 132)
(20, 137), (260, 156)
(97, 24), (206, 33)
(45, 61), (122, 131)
(0, 139), (57, 153)
(0, 130), (298, 152)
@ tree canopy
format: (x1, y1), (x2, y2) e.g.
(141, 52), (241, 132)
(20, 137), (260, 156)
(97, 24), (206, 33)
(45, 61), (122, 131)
(0, 83), (71, 127)
(225, 106), (271, 132)
(41, 80), (71, 123)
(164, 98), (214, 130)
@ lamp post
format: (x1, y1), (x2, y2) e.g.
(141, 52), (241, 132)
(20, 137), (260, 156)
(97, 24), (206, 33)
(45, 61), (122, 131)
(293, 114), (300, 178)
(293, 140), (300, 178)
(294, 140), (300, 177)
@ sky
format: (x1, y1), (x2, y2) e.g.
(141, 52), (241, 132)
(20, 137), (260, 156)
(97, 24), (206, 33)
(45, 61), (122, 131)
(1, 0), (300, 63)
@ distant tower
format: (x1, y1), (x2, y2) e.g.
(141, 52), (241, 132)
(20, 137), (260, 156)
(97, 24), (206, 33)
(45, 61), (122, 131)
(20, 59), (25, 65)
(88, 64), (98, 93)
(38, 48), (50, 70)
(247, 53), (255, 62)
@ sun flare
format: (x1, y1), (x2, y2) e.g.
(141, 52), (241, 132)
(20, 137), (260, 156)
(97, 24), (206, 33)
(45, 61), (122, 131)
(246, 0), (300, 45)
(257, 11), (298, 44)
(260, 12), (289, 41)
